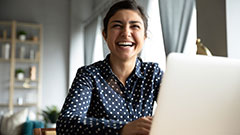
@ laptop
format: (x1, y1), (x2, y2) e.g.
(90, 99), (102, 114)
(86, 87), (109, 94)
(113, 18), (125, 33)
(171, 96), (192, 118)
(150, 53), (240, 135)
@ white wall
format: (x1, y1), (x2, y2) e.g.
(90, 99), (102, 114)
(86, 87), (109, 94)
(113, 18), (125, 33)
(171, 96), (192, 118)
(0, 0), (69, 110)
(226, 0), (240, 59)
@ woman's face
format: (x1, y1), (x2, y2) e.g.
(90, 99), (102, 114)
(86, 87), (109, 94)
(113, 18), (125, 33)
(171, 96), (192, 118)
(103, 9), (146, 61)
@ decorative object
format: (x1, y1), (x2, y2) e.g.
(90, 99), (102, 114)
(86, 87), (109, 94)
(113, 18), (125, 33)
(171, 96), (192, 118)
(19, 46), (25, 59)
(16, 69), (25, 80)
(42, 106), (60, 128)
(32, 36), (38, 42)
(196, 38), (212, 56)
(29, 49), (35, 60)
(30, 66), (36, 80)
(2, 43), (10, 59)
(18, 30), (27, 41)
(23, 79), (30, 88)
(17, 97), (23, 105)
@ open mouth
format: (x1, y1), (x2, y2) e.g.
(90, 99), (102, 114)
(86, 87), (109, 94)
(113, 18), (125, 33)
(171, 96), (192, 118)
(117, 41), (135, 47)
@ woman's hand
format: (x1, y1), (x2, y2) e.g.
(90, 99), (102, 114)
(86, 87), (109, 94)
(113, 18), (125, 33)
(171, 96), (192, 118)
(121, 116), (153, 135)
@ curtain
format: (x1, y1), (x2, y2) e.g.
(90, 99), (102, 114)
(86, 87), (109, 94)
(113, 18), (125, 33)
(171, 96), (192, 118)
(183, 5), (197, 55)
(159, 0), (195, 55)
(140, 0), (166, 71)
(92, 16), (104, 63)
(84, 16), (104, 65)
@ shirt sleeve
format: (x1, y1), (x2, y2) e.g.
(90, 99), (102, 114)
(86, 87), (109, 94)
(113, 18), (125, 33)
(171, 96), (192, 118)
(153, 64), (164, 102)
(56, 68), (126, 135)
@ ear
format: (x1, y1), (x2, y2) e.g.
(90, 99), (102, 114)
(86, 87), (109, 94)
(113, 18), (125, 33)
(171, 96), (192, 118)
(144, 30), (147, 40)
(102, 30), (107, 41)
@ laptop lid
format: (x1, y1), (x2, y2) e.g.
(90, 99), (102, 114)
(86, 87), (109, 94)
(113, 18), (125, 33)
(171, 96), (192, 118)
(150, 53), (240, 135)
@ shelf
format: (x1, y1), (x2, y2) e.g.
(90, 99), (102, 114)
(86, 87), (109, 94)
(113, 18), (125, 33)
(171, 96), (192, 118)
(0, 103), (8, 107)
(14, 103), (37, 107)
(14, 86), (38, 89)
(16, 40), (39, 45)
(15, 58), (39, 63)
(0, 58), (10, 62)
(15, 78), (38, 82)
(0, 20), (42, 114)
(17, 22), (41, 29)
(0, 21), (11, 25)
(0, 39), (11, 42)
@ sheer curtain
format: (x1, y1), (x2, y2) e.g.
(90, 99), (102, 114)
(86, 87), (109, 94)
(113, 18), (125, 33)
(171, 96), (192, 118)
(159, 0), (195, 55)
(92, 16), (104, 63)
(183, 5), (197, 55)
(84, 16), (104, 65)
(140, 0), (166, 71)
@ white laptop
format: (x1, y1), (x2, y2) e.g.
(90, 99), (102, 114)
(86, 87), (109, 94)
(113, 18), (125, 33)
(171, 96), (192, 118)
(150, 53), (240, 135)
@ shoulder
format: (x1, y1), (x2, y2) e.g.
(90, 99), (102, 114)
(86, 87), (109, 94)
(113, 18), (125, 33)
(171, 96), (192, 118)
(142, 61), (159, 69)
(139, 58), (162, 73)
(135, 58), (164, 80)
(74, 60), (108, 84)
(77, 60), (103, 75)
(72, 61), (104, 88)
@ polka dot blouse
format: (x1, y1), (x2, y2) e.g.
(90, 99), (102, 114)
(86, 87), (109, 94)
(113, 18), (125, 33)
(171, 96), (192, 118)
(56, 55), (163, 134)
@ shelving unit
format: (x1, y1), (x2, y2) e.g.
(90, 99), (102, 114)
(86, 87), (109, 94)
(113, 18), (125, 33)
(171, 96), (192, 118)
(0, 20), (42, 115)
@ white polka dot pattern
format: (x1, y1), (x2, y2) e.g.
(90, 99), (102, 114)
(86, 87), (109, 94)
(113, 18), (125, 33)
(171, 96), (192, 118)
(56, 55), (163, 134)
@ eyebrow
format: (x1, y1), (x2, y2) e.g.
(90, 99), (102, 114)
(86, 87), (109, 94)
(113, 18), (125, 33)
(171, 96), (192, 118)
(110, 20), (142, 24)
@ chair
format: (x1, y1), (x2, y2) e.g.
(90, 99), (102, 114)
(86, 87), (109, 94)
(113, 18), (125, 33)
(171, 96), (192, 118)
(33, 128), (56, 135)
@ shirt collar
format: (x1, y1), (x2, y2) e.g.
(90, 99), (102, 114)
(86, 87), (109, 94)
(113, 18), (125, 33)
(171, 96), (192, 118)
(135, 57), (144, 78)
(101, 54), (144, 79)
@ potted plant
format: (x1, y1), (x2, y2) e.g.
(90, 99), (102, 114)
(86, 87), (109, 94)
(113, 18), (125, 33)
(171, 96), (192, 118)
(18, 30), (27, 41)
(15, 68), (25, 80)
(42, 105), (60, 128)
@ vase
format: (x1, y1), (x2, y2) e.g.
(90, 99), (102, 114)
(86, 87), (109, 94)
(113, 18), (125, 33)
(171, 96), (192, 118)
(2, 43), (10, 59)
(19, 34), (26, 41)
(19, 46), (25, 59)
(17, 73), (24, 80)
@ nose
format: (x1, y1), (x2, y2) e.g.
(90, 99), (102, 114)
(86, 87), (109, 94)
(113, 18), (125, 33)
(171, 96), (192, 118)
(121, 26), (131, 38)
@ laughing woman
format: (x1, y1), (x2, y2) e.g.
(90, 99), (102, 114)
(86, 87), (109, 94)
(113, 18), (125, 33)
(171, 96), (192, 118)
(56, 0), (163, 135)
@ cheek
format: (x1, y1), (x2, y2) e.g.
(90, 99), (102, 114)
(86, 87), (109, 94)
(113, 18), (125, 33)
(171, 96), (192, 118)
(133, 32), (146, 43)
(107, 30), (119, 41)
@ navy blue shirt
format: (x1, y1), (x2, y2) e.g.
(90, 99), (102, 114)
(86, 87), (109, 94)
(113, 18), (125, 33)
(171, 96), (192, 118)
(56, 55), (163, 134)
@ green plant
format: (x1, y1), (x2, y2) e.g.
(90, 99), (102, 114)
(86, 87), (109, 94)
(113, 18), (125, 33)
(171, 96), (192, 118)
(42, 105), (60, 123)
(17, 30), (27, 36)
(15, 69), (25, 74)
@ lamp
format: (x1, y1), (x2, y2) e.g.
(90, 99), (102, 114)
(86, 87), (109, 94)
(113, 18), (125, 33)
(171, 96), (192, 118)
(196, 38), (212, 56)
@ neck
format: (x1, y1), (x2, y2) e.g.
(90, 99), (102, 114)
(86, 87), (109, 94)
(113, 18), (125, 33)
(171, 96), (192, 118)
(109, 55), (136, 86)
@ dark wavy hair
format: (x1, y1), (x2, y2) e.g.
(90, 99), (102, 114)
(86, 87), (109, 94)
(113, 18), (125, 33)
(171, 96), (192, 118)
(103, 0), (148, 37)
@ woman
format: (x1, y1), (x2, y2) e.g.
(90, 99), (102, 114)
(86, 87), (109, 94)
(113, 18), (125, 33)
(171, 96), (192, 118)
(56, 0), (163, 134)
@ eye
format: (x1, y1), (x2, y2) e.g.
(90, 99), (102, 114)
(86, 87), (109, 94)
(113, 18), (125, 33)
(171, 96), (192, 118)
(112, 24), (122, 28)
(131, 25), (140, 29)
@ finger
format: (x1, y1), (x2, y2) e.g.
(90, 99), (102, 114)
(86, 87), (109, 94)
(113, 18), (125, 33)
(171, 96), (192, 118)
(139, 117), (152, 124)
(135, 126), (151, 135)
(138, 121), (152, 130)
(145, 116), (153, 121)
(136, 118), (152, 130)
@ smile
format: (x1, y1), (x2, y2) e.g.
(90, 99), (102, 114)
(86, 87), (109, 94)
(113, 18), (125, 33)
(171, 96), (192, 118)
(117, 41), (135, 47)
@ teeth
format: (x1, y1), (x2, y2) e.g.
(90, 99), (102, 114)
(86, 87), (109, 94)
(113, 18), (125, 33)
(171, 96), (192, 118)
(118, 42), (133, 46)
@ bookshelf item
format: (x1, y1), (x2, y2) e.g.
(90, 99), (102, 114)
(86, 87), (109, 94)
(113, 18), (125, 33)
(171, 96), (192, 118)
(2, 43), (10, 59)
(30, 66), (37, 80)
(0, 20), (42, 115)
